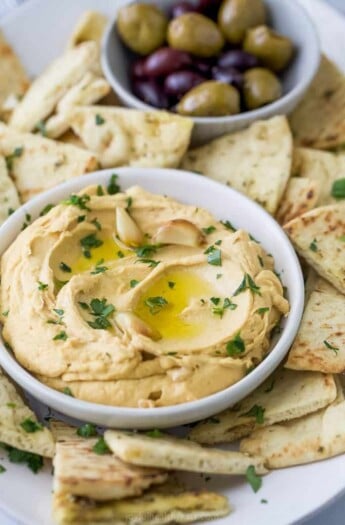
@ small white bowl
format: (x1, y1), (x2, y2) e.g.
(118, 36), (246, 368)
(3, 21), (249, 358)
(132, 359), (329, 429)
(102, 0), (320, 144)
(0, 168), (304, 428)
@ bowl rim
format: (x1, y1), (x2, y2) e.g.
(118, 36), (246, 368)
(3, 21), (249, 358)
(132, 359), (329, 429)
(101, 0), (320, 125)
(0, 168), (305, 425)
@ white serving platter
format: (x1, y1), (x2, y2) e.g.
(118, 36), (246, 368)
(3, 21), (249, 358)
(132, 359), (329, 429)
(0, 1), (345, 525)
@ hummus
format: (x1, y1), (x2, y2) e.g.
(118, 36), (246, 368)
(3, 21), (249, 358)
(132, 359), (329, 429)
(0, 182), (289, 407)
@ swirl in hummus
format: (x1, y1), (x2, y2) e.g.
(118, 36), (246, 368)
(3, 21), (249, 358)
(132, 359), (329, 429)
(0, 181), (289, 407)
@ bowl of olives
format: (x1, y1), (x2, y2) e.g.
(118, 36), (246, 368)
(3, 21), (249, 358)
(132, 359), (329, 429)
(102, 0), (320, 144)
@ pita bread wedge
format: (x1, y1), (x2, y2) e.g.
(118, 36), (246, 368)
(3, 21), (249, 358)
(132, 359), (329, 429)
(0, 31), (29, 117)
(0, 123), (98, 202)
(276, 177), (319, 225)
(52, 487), (231, 525)
(104, 430), (267, 474)
(181, 115), (292, 215)
(67, 11), (108, 48)
(284, 203), (345, 294)
(9, 41), (98, 133)
(189, 369), (336, 444)
(290, 55), (345, 150)
(286, 277), (345, 373)
(0, 367), (54, 457)
(240, 397), (345, 469)
(293, 147), (345, 207)
(0, 156), (20, 225)
(52, 424), (168, 501)
(64, 105), (193, 169)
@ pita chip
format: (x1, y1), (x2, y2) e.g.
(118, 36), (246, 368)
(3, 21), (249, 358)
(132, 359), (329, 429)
(276, 177), (319, 225)
(182, 115), (292, 215)
(0, 367), (54, 457)
(0, 123), (98, 202)
(286, 277), (345, 373)
(0, 156), (20, 225)
(189, 369), (336, 444)
(67, 11), (108, 48)
(104, 430), (267, 475)
(9, 41), (98, 133)
(64, 105), (193, 168)
(52, 487), (231, 525)
(290, 55), (345, 150)
(284, 203), (345, 294)
(0, 31), (29, 117)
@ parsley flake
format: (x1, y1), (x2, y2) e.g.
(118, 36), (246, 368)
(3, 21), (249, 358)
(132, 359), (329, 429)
(59, 261), (71, 273)
(204, 246), (222, 266)
(226, 333), (245, 356)
(35, 120), (47, 137)
(246, 465), (262, 493)
(95, 114), (105, 125)
(97, 185), (104, 196)
(146, 429), (163, 438)
(168, 281), (175, 289)
(80, 233), (103, 258)
(1, 444), (43, 473)
(63, 387), (74, 397)
(134, 244), (160, 257)
(130, 279), (140, 288)
(63, 194), (91, 211)
(20, 418), (43, 433)
(39, 203), (55, 216)
(38, 281), (48, 291)
(5, 146), (23, 171)
(135, 258), (160, 268)
(233, 274), (261, 296)
(107, 174), (120, 195)
(309, 239), (318, 252)
(331, 178), (345, 199)
(91, 218), (102, 231)
(93, 437), (111, 455)
(221, 220), (236, 232)
(242, 404), (265, 424)
(91, 259), (108, 275)
(144, 296), (168, 315)
(324, 340), (339, 355)
(0, 465), (6, 474)
(257, 307), (269, 315)
(202, 225), (216, 235)
(77, 423), (97, 438)
(87, 298), (115, 330)
(53, 331), (68, 341)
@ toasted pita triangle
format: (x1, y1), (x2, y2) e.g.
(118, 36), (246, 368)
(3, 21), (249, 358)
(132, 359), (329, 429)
(0, 123), (98, 202)
(276, 177), (318, 225)
(189, 368), (337, 444)
(286, 277), (345, 373)
(0, 367), (54, 457)
(52, 486), (231, 525)
(64, 105), (193, 169)
(181, 115), (292, 215)
(9, 42), (98, 133)
(0, 156), (20, 225)
(104, 430), (267, 475)
(0, 31), (29, 116)
(284, 203), (345, 294)
(290, 55), (345, 150)
(67, 11), (108, 48)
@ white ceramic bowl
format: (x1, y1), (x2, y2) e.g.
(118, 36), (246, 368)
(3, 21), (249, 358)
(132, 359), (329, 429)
(0, 168), (304, 428)
(102, 0), (320, 145)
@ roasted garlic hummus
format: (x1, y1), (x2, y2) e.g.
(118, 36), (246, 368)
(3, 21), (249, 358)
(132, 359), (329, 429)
(0, 180), (289, 407)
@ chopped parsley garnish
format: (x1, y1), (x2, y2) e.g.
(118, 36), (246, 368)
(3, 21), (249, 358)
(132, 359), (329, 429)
(5, 146), (23, 171)
(37, 281), (48, 291)
(2, 310), (9, 317)
(309, 239), (318, 252)
(215, 239), (222, 246)
(39, 203), (55, 216)
(216, 273), (222, 279)
(35, 120), (47, 136)
(117, 251), (124, 258)
(144, 296), (168, 315)
(211, 297), (237, 318)
(91, 218), (102, 231)
(63, 387), (74, 397)
(96, 185), (104, 196)
(95, 114), (105, 125)
(20, 418), (43, 433)
(324, 340), (339, 355)
(146, 429), (163, 438)
(21, 212), (32, 230)
(93, 437), (111, 455)
(246, 465), (262, 493)
(226, 333), (245, 356)
(257, 307), (269, 315)
(77, 423), (97, 438)
(258, 255), (264, 267)
(87, 298), (115, 330)
(242, 404), (265, 424)
(0, 465), (6, 474)
(134, 244), (160, 257)
(233, 274), (261, 296)
(0, 444), (43, 473)
(47, 308), (65, 326)
(261, 499), (268, 504)
(130, 279), (140, 288)
(168, 281), (175, 289)
(204, 245), (222, 266)
(63, 194), (91, 211)
(77, 215), (86, 223)
(78, 301), (89, 310)
(6, 403), (16, 408)
(221, 220), (236, 232)
(80, 233), (103, 258)
(53, 331), (68, 341)
(59, 261), (71, 273)
(126, 196), (133, 209)
(331, 178), (345, 199)
(91, 259), (108, 275)
(107, 174), (120, 195)
(202, 225), (216, 235)
(135, 258), (160, 268)
(8, 207), (15, 216)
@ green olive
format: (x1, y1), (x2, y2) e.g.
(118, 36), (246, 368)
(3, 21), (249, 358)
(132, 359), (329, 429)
(218, 0), (266, 44)
(117, 3), (168, 55)
(243, 25), (294, 72)
(176, 81), (240, 117)
(167, 13), (224, 58)
(243, 68), (282, 110)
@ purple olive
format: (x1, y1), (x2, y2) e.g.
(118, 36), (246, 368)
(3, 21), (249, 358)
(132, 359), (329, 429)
(191, 57), (214, 77)
(170, 1), (198, 18)
(143, 47), (192, 77)
(132, 78), (169, 109)
(196, 0), (222, 18)
(218, 50), (260, 71)
(212, 66), (243, 90)
(131, 58), (147, 78)
(164, 70), (206, 98)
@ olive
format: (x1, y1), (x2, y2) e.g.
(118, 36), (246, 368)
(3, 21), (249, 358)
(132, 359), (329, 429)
(243, 68), (282, 110)
(167, 13), (224, 57)
(218, 49), (259, 71)
(142, 48), (191, 77)
(196, 0), (222, 18)
(164, 70), (206, 99)
(243, 25), (294, 72)
(132, 78), (170, 109)
(211, 66), (243, 90)
(171, 1), (198, 18)
(117, 3), (168, 56)
(192, 58), (214, 77)
(218, 0), (266, 44)
(176, 80), (240, 116)
(131, 58), (147, 78)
